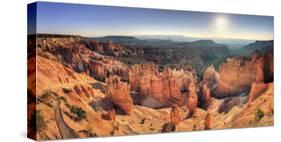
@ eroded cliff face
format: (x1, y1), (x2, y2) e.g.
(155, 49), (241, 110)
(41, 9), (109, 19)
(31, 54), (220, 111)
(129, 63), (197, 108)
(106, 75), (133, 114)
(37, 37), (130, 82)
(214, 51), (273, 98)
(88, 40), (125, 56)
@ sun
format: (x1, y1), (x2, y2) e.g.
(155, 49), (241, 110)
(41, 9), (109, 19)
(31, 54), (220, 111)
(215, 16), (228, 32)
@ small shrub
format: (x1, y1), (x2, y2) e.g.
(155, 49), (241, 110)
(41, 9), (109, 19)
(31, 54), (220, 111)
(70, 106), (86, 121)
(256, 109), (264, 121)
(161, 122), (175, 133)
(41, 91), (51, 100)
(36, 110), (47, 131)
(78, 126), (97, 137)
(62, 88), (72, 93)
(59, 96), (67, 103)
(92, 82), (107, 93)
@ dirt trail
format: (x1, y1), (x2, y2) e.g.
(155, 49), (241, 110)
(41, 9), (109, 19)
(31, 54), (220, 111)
(54, 101), (79, 139)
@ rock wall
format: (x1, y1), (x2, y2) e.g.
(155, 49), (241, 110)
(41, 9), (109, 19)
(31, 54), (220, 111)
(106, 75), (133, 114)
(215, 52), (273, 98)
(129, 63), (196, 108)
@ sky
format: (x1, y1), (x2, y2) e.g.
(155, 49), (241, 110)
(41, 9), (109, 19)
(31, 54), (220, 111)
(29, 2), (274, 40)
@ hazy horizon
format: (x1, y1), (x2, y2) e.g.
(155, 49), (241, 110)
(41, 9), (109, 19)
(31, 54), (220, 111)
(29, 2), (274, 41)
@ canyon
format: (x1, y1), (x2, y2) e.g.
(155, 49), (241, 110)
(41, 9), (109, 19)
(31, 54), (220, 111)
(28, 34), (274, 140)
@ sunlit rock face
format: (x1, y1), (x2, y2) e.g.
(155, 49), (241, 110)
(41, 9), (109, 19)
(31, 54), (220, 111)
(214, 51), (273, 98)
(106, 75), (133, 114)
(186, 82), (198, 117)
(129, 63), (197, 108)
(170, 105), (181, 126)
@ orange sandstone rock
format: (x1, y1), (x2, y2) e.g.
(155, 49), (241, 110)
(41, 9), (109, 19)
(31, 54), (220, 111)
(106, 76), (133, 114)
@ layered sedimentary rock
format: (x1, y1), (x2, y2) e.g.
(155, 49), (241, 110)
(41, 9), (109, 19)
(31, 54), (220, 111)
(187, 82), (198, 117)
(200, 83), (211, 109)
(102, 110), (116, 121)
(129, 63), (159, 91)
(129, 63), (196, 108)
(89, 40), (125, 56)
(203, 65), (220, 89)
(263, 52), (274, 83)
(215, 51), (273, 98)
(106, 75), (133, 114)
(248, 82), (269, 103)
(204, 113), (212, 130)
(170, 105), (181, 125)
(34, 56), (114, 139)
(37, 37), (130, 82)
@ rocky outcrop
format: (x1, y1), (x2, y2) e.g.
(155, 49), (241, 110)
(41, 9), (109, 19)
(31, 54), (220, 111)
(106, 76), (133, 114)
(89, 60), (106, 81)
(170, 105), (181, 125)
(129, 63), (159, 91)
(187, 82), (198, 117)
(130, 63), (196, 108)
(89, 40), (125, 56)
(263, 52), (274, 83)
(215, 51), (273, 98)
(200, 83), (211, 109)
(102, 109), (116, 121)
(248, 82), (269, 104)
(203, 65), (219, 90)
(204, 113), (212, 130)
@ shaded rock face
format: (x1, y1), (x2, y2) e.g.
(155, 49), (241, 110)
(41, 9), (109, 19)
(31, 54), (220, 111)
(248, 82), (269, 104)
(214, 52), (273, 98)
(263, 52), (274, 83)
(218, 95), (248, 113)
(106, 75), (133, 114)
(129, 63), (196, 108)
(102, 110), (116, 121)
(161, 123), (176, 133)
(89, 60), (106, 81)
(170, 105), (181, 125)
(199, 83), (211, 109)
